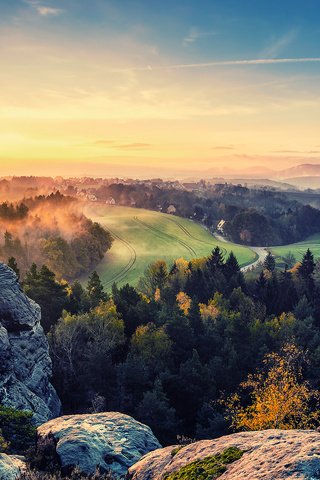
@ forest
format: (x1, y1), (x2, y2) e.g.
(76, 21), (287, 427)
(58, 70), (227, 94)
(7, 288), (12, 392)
(11, 244), (320, 445)
(0, 193), (112, 279)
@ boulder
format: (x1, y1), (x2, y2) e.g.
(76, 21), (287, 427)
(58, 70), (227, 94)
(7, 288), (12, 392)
(0, 453), (26, 480)
(129, 429), (320, 479)
(0, 263), (61, 424)
(37, 412), (161, 477)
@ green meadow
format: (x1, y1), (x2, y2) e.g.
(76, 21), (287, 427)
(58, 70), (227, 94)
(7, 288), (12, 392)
(85, 205), (257, 288)
(270, 233), (320, 265)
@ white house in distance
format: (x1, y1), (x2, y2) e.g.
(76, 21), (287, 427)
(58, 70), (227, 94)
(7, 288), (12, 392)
(167, 204), (176, 214)
(217, 219), (226, 234)
(87, 194), (97, 202)
(106, 196), (116, 206)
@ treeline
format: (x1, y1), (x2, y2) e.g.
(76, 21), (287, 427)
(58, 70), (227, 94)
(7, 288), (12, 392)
(16, 245), (320, 445)
(0, 193), (112, 279)
(0, 202), (29, 220)
(93, 182), (320, 246)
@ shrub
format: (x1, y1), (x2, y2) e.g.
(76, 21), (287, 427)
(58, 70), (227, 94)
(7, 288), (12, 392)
(0, 406), (36, 454)
(19, 467), (118, 479)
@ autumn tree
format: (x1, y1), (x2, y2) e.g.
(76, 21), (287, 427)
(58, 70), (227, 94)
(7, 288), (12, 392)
(224, 344), (320, 431)
(138, 260), (169, 296)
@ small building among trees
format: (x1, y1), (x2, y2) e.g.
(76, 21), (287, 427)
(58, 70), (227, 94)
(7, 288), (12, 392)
(167, 204), (176, 214)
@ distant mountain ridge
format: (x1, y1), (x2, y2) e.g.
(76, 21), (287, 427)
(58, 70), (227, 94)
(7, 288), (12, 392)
(276, 163), (320, 179)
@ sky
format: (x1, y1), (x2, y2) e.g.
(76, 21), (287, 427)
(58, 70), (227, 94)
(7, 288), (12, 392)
(1, 0), (320, 177)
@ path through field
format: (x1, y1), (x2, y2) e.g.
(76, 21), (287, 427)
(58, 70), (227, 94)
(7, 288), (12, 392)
(214, 233), (268, 272)
(84, 205), (257, 288)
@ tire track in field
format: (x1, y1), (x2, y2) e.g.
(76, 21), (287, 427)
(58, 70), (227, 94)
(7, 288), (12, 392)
(133, 216), (197, 256)
(168, 217), (228, 257)
(100, 226), (137, 288)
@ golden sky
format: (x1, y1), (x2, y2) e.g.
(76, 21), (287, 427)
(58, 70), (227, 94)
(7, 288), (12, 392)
(1, 0), (320, 177)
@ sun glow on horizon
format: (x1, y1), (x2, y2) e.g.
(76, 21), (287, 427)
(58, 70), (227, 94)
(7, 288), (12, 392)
(1, 0), (320, 176)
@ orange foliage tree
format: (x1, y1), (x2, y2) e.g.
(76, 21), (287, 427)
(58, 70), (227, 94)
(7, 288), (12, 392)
(224, 344), (320, 431)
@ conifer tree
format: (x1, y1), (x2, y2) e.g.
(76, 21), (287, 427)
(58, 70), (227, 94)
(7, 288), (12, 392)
(263, 252), (276, 272)
(7, 257), (20, 281)
(206, 246), (225, 273)
(87, 271), (108, 307)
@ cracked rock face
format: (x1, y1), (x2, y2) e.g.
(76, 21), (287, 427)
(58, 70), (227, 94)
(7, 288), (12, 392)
(37, 412), (161, 477)
(0, 263), (61, 424)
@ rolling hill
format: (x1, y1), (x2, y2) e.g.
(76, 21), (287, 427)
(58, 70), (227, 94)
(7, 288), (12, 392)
(84, 205), (256, 288)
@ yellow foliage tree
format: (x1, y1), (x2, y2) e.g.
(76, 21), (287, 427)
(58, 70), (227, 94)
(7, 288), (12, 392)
(176, 291), (192, 315)
(224, 344), (320, 431)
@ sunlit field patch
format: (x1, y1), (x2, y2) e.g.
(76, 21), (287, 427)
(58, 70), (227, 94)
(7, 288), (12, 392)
(84, 205), (256, 288)
(270, 233), (320, 266)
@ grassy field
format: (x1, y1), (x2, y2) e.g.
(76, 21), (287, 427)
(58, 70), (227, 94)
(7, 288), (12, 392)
(84, 205), (257, 289)
(270, 233), (320, 265)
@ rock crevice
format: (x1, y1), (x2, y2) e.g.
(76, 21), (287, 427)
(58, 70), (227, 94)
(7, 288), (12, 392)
(0, 263), (61, 424)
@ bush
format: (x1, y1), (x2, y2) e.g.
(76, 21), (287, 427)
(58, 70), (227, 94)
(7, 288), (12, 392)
(0, 406), (36, 454)
(19, 467), (118, 479)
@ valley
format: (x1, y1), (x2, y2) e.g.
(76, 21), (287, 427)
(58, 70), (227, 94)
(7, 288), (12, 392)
(84, 205), (257, 288)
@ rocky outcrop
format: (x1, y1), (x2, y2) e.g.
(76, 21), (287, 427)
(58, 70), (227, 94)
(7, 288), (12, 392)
(129, 429), (320, 479)
(0, 263), (61, 424)
(37, 412), (161, 477)
(0, 453), (26, 480)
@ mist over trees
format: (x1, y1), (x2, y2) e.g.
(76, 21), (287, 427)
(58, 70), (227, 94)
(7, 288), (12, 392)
(0, 193), (112, 279)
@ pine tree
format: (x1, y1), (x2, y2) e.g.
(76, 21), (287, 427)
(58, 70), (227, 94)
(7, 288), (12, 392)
(23, 264), (68, 332)
(86, 271), (108, 307)
(255, 271), (266, 301)
(206, 246), (225, 273)
(298, 249), (315, 280)
(298, 249), (315, 294)
(153, 261), (168, 291)
(264, 252), (276, 272)
(278, 266), (297, 312)
(136, 379), (177, 444)
(225, 251), (240, 280)
(7, 257), (20, 281)
(188, 298), (204, 336)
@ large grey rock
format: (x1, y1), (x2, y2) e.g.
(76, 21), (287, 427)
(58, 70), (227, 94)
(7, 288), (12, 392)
(0, 453), (26, 480)
(0, 263), (61, 424)
(129, 429), (320, 479)
(37, 412), (161, 477)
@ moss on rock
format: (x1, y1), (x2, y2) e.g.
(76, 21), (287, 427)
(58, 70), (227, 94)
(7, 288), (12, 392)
(163, 446), (243, 480)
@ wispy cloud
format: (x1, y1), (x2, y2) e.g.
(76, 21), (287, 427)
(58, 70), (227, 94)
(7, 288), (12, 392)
(263, 29), (298, 58)
(114, 57), (320, 72)
(183, 27), (219, 46)
(273, 149), (320, 154)
(24, 0), (63, 16)
(211, 145), (235, 150)
(91, 141), (152, 150)
(115, 143), (152, 150)
(37, 6), (63, 16)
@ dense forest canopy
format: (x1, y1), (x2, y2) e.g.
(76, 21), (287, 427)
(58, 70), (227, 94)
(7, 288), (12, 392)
(13, 242), (320, 445)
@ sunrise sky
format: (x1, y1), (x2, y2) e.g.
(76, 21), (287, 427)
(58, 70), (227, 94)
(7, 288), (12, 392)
(1, 0), (320, 177)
